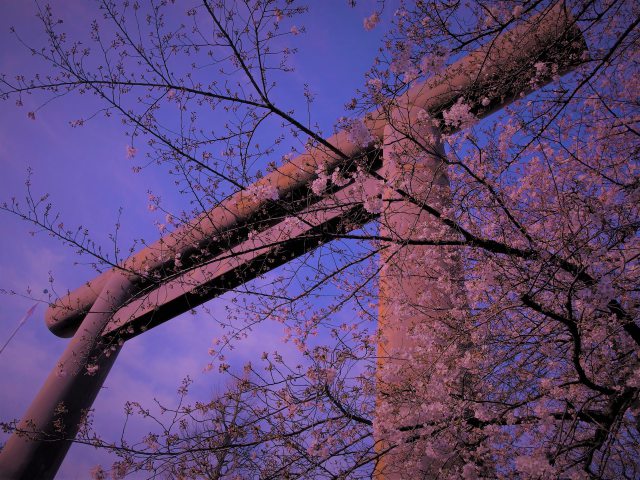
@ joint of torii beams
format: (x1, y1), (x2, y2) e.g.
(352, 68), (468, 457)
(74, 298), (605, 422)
(45, 1), (586, 341)
(0, 4), (587, 480)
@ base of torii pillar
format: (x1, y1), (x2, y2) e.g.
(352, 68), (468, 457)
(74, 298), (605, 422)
(0, 272), (134, 480)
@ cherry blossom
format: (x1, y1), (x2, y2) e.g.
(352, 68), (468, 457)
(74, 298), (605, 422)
(1, 1), (638, 478)
(442, 98), (476, 129)
(363, 12), (380, 31)
(346, 118), (374, 147)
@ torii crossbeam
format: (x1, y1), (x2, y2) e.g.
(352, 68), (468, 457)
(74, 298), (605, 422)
(0, 5), (586, 478)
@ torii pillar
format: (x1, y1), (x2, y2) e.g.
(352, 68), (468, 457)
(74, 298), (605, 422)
(0, 272), (135, 479)
(375, 108), (469, 478)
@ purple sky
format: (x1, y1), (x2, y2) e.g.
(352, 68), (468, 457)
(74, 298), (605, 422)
(0, 1), (390, 477)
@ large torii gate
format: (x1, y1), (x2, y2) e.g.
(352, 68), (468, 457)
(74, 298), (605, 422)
(0, 5), (586, 479)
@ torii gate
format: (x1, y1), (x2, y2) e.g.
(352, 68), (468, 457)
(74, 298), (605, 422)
(0, 5), (586, 479)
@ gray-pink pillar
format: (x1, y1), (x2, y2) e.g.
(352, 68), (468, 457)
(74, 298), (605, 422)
(0, 272), (134, 480)
(375, 109), (468, 478)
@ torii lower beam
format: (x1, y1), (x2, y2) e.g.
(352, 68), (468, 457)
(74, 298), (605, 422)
(0, 4), (586, 478)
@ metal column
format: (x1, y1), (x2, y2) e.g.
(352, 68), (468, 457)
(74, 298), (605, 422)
(375, 109), (466, 478)
(0, 271), (134, 479)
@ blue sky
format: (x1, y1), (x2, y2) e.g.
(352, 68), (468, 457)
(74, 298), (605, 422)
(0, 1), (392, 477)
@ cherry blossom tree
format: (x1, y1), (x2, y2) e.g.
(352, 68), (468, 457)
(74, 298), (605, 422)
(1, 0), (639, 479)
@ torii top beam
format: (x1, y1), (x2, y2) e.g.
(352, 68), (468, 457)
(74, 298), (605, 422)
(45, 2), (587, 339)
